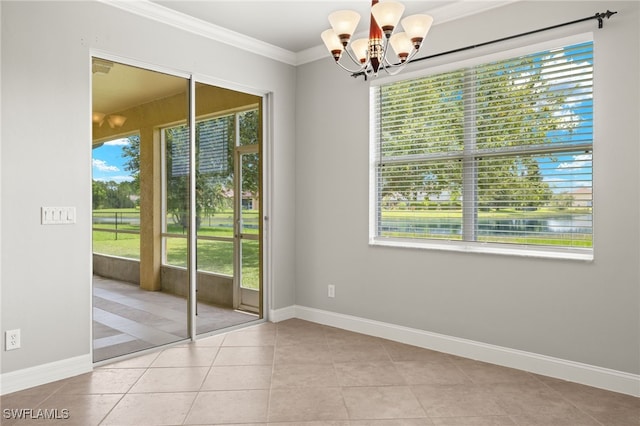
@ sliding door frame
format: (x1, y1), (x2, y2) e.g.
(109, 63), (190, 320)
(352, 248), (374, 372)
(191, 74), (271, 330)
(90, 53), (271, 362)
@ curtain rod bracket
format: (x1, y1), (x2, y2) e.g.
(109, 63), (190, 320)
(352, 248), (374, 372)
(596, 10), (617, 29)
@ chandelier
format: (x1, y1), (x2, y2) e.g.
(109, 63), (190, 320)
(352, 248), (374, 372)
(321, 0), (434, 79)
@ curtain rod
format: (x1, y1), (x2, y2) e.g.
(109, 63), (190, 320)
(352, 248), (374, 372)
(354, 10), (617, 80)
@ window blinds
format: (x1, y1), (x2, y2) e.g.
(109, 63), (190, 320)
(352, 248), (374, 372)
(373, 41), (593, 250)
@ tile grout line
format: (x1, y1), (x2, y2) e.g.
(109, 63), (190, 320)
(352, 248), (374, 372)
(533, 373), (609, 426)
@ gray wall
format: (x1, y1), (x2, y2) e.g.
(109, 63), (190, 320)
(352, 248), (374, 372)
(295, 1), (640, 375)
(0, 1), (296, 375)
(1, 0), (638, 384)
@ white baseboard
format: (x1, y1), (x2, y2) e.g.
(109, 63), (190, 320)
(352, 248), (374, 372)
(4, 308), (638, 397)
(274, 305), (640, 397)
(0, 354), (92, 395)
(269, 305), (297, 323)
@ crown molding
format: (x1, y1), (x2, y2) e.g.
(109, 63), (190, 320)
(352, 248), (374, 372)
(430, 0), (520, 26)
(98, 0), (298, 66)
(98, 0), (519, 67)
(296, 44), (332, 67)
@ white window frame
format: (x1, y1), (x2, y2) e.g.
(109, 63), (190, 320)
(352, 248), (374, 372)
(369, 34), (594, 261)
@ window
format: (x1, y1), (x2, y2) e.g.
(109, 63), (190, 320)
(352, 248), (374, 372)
(371, 39), (593, 258)
(92, 135), (141, 260)
(161, 108), (260, 274)
(162, 115), (235, 272)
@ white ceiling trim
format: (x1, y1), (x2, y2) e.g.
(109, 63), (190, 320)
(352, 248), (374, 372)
(296, 0), (520, 66)
(100, 0), (298, 65)
(100, 0), (519, 67)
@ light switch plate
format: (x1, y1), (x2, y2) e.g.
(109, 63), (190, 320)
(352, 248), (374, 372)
(41, 207), (76, 225)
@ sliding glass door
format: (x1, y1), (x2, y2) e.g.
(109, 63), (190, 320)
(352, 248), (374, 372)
(193, 82), (263, 334)
(92, 58), (264, 362)
(92, 59), (190, 362)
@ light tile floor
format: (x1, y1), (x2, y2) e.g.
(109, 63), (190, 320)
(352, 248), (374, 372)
(93, 276), (258, 362)
(2, 319), (638, 425)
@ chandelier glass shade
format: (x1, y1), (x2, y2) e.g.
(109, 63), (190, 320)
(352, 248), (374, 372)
(321, 0), (433, 78)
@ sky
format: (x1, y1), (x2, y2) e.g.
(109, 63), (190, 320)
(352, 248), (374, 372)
(92, 138), (134, 183)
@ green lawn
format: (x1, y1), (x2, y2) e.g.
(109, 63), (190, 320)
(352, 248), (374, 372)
(93, 209), (260, 289)
(93, 230), (140, 258)
(94, 206), (591, 290)
(380, 207), (592, 247)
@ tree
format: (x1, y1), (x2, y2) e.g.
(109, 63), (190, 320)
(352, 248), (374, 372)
(473, 58), (559, 211)
(121, 110), (260, 229)
(377, 49), (580, 213)
(164, 125), (191, 229)
(379, 71), (464, 209)
(239, 110), (260, 197)
(121, 135), (140, 193)
(92, 180), (135, 209)
(92, 180), (107, 209)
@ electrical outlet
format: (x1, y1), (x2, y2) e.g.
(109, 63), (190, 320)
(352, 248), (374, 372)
(5, 329), (20, 351)
(328, 284), (335, 298)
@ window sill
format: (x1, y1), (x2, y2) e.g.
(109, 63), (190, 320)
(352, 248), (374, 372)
(370, 237), (594, 262)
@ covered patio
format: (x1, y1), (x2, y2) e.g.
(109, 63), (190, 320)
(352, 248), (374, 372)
(93, 275), (258, 362)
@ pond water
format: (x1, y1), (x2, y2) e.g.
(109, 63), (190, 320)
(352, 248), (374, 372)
(381, 215), (592, 237)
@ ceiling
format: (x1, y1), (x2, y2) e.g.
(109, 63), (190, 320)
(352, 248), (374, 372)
(107, 1), (519, 64)
(94, 1), (518, 116)
(152, 0), (455, 53)
(92, 60), (187, 115)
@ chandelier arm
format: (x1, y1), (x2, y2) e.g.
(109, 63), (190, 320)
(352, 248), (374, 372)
(334, 58), (369, 74)
(381, 35), (421, 71)
(381, 50), (414, 76)
(382, 61), (410, 76)
(332, 45), (370, 74)
(397, 47), (421, 64)
(379, 37), (394, 68)
(342, 46), (370, 69)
